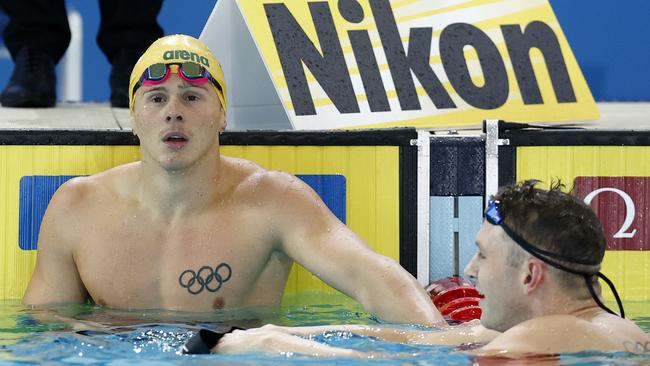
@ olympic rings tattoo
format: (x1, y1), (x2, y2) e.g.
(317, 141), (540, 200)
(178, 263), (232, 295)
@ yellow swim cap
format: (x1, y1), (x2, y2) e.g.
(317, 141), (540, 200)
(129, 34), (227, 112)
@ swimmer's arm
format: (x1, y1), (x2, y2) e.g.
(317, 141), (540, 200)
(259, 324), (423, 343)
(262, 320), (499, 345)
(23, 179), (89, 305)
(271, 172), (444, 327)
(215, 328), (364, 357)
(413, 321), (499, 345)
(24, 308), (111, 333)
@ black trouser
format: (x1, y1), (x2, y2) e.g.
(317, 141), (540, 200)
(0, 0), (163, 64)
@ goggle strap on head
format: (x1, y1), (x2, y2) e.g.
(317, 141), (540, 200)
(500, 223), (600, 266)
(487, 200), (600, 266)
(586, 272), (625, 318)
(486, 199), (626, 318)
(501, 223), (625, 319)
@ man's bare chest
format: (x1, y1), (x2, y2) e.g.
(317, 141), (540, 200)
(73, 212), (279, 309)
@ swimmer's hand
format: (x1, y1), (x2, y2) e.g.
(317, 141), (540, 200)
(213, 328), (362, 357)
(27, 309), (112, 333)
(67, 318), (112, 332)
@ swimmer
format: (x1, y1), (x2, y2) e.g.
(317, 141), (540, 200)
(23, 34), (442, 326)
(197, 181), (650, 356)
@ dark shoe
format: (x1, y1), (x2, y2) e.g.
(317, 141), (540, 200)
(110, 50), (142, 108)
(0, 47), (56, 108)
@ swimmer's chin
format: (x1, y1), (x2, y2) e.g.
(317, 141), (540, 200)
(156, 159), (195, 172)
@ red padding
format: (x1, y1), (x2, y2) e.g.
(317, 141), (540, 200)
(439, 297), (481, 316)
(448, 305), (482, 322)
(432, 286), (481, 308)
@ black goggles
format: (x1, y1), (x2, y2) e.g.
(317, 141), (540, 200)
(484, 199), (625, 318)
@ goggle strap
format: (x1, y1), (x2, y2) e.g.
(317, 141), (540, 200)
(500, 222), (600, 266)
(500, 222), (625, 318)
(586, 273), (625, 318)
(485, 199), (625, 319)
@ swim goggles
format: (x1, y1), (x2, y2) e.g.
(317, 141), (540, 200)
(484, 199), (625, 318)
(131, 62), (223, 97)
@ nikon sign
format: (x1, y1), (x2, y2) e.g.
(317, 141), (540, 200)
(201, 0), (598, 130)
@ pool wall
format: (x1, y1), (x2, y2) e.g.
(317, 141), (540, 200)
(1, 126), (649, 306)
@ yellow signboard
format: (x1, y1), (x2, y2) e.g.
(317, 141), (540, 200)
(217, 0), (599, 129)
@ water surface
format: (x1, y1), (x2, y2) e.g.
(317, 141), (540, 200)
(1, 294), (648, 365)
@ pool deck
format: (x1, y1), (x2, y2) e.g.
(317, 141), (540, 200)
(0, 103), (132, 131)
(0, 102), (648, 132)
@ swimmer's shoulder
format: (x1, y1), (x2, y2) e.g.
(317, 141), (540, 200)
(221, 156), (267, 177)
(221, 157), (320, 218)
(586, 311), (650, 345)
(221, 156), (301, 195)
(481, 315), (625, 354)
(50, 162), (141, 211)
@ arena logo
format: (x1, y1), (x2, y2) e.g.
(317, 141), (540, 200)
(162, 50), (210, 67)
(263, 0), (577, 116)
(574, 177), (650, 251)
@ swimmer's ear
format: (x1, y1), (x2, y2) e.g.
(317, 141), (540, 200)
(219, 112), (227, 133)
(522, 258), (545, 295)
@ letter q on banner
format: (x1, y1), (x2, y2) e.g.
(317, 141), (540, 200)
(574, 177), (650, 251)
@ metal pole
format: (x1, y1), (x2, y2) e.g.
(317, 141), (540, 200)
(484, 119), (500, 205)
(415, 129), (431, 286)
(60, 9), (83, 103)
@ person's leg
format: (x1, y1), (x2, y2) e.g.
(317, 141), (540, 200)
(0, 0), (70, 107)
(1, 0), (70, 62)
(97, 0), (163, 108)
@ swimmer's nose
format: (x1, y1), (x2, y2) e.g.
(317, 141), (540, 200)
(463, 254), (478, 279)
(164, 97), (184, 122)
(166, 111), (183, 122)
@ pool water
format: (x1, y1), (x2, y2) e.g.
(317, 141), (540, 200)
(1, 294), (649, 365)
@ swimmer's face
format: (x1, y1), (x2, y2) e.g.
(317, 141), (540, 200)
(132, 72), (226, 170)
(465, 222), (531, 332)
